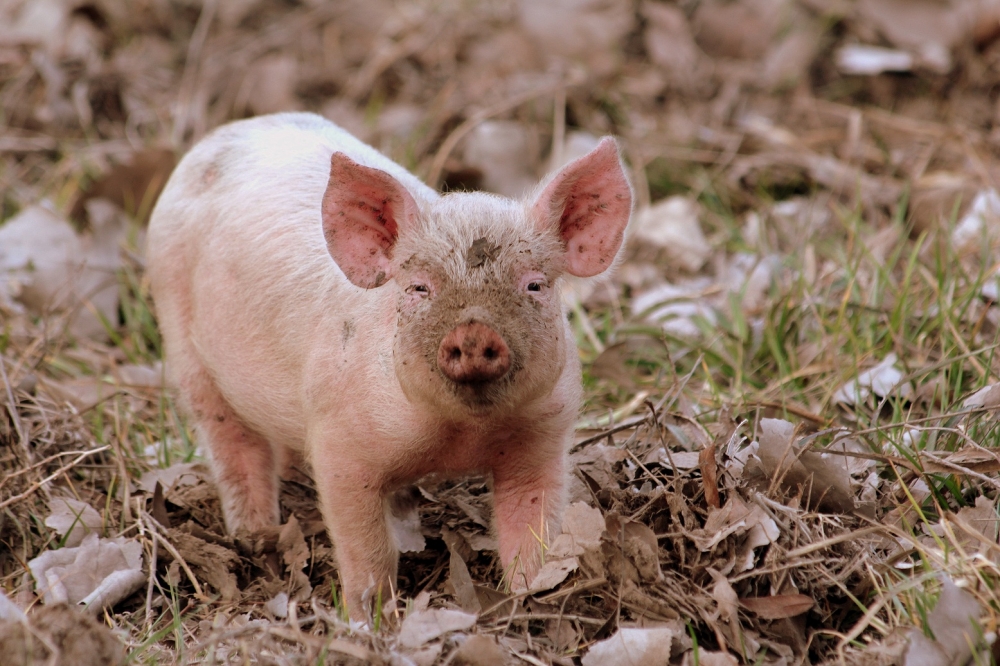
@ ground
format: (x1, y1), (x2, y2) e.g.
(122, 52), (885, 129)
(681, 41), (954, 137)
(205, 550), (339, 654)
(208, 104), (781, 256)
(3, 0), (1000, 664)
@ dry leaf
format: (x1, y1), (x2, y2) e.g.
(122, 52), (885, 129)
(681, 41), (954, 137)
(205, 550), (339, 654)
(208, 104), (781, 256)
(963, 383), (1000, 410)
(692, 496), (753, 551)
(581, 626), (673, 666)
(756, 418), (855, 514)
(398, 607), (477, 649)
(29, 533), (144, 614)
(695, 651), (740, 666)
(735, 505), (780, 573)
(739, 594), (814, 619)
(603, 513), (663, 584)
(137, 462), (207, 493)
(114, 362), (164, 388)
(632, 281), (717, 339)
(443, 529), (480, 613)
(709, 570), (739, 623)
(692, 0), (784, 60)
(0, 203), (124, 339)
(462, 531), (497, 553)
(165, 528), (240, 602)
(278, 515), (311, 599)
(904, 579), (982, 666)
(952, 189), (1000, 257)
(547, 501), (605, 558)
(630, 197), (711, 273)
(528, 558), (578, 592)
(834, 354), (913, 405)
(655, 449), (702, 471)
(265, 591), (289, 619)
(923, 447), (1000, 475)
(451, 634), (507, 666)
(855, 0), (988, 72)
(45, 497), (103, 548)
(949, 496), (1000, 557)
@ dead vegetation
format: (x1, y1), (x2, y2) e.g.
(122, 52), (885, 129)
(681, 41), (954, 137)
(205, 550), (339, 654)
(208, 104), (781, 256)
(4, 0), (1000, 664)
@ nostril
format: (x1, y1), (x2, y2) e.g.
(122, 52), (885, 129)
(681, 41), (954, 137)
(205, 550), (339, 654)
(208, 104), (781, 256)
(438, 321), (511, 384)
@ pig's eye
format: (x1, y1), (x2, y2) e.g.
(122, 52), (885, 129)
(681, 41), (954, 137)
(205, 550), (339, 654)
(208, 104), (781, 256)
(408, 284), (430, 297)
(527, 282), (542, 292)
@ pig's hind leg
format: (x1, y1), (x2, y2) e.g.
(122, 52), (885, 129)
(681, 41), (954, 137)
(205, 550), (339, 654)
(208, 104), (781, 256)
(182, 365), (280, 533)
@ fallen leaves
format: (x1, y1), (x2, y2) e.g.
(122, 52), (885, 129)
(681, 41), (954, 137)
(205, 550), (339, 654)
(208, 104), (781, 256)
(28, 533), (144, 613)
(397, 607), (478, 649)
(753, 418), (855, 514)
(630, 196), (712, 273)
(580, 626), (673, 666)
(0, 203), (125, 340)
(44, 496), (103, 547)
(739, 594), (814, 620)
(903, 579), (983, 666)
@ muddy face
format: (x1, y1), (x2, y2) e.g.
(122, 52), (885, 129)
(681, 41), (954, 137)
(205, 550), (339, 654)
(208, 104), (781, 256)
(391, 194), (569, 417)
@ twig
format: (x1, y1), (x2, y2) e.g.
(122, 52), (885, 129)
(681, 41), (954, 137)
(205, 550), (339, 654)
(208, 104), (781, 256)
(783, 526), (886, 559)
(0, 446), (110, 510)
(0, 448), (103, 491)
(571, 417), (648, 451)
(145, 535), (158, 626)
(140, 511), (208, 600)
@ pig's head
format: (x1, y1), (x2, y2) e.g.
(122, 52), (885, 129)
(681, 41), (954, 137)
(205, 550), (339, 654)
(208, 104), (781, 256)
(322, 139), (632, 417)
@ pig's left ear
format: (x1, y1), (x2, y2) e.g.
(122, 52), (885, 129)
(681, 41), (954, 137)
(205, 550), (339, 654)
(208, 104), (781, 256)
(532, 138), (632, 278)
(322, 153), (420, 289)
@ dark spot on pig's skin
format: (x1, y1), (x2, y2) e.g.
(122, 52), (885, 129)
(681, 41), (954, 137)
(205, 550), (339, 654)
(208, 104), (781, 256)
(372, 271), (387, 288)
(530, 497), (538, 504)
(215, 414), (225, 422)
(342, 320), (355, 348)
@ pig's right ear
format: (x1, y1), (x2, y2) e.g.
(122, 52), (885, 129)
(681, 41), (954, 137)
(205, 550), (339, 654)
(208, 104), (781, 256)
(322, 153), (419, 289)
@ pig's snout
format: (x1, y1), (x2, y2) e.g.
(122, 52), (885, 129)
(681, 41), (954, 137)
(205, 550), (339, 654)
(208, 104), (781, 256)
(438, 322), (511, 384)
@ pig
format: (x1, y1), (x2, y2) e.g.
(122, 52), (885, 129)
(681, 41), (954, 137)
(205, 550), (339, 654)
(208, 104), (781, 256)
(146, 112), (632, 618)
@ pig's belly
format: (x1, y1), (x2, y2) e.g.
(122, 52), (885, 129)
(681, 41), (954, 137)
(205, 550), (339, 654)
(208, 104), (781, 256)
(189, 282), (316, 448)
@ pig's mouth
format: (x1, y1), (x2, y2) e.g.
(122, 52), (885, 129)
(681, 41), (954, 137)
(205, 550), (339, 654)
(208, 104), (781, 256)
(445, 373), (519, 410)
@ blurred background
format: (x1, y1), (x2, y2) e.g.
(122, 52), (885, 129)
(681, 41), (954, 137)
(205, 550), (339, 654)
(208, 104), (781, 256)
(5, 0), (1000, 335)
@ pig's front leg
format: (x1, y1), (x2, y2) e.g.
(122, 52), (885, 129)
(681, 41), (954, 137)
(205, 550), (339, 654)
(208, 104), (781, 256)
(491, 443), (568, 592)
(311, 444), (397, 620)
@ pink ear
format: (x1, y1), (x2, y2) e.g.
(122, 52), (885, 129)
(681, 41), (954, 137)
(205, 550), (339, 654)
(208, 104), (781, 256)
(322, 153), (420, 288)
(532, 138), (632, 278)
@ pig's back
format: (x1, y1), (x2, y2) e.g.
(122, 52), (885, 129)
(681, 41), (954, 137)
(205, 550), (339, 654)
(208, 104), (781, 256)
(147, 113), (435, 445)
